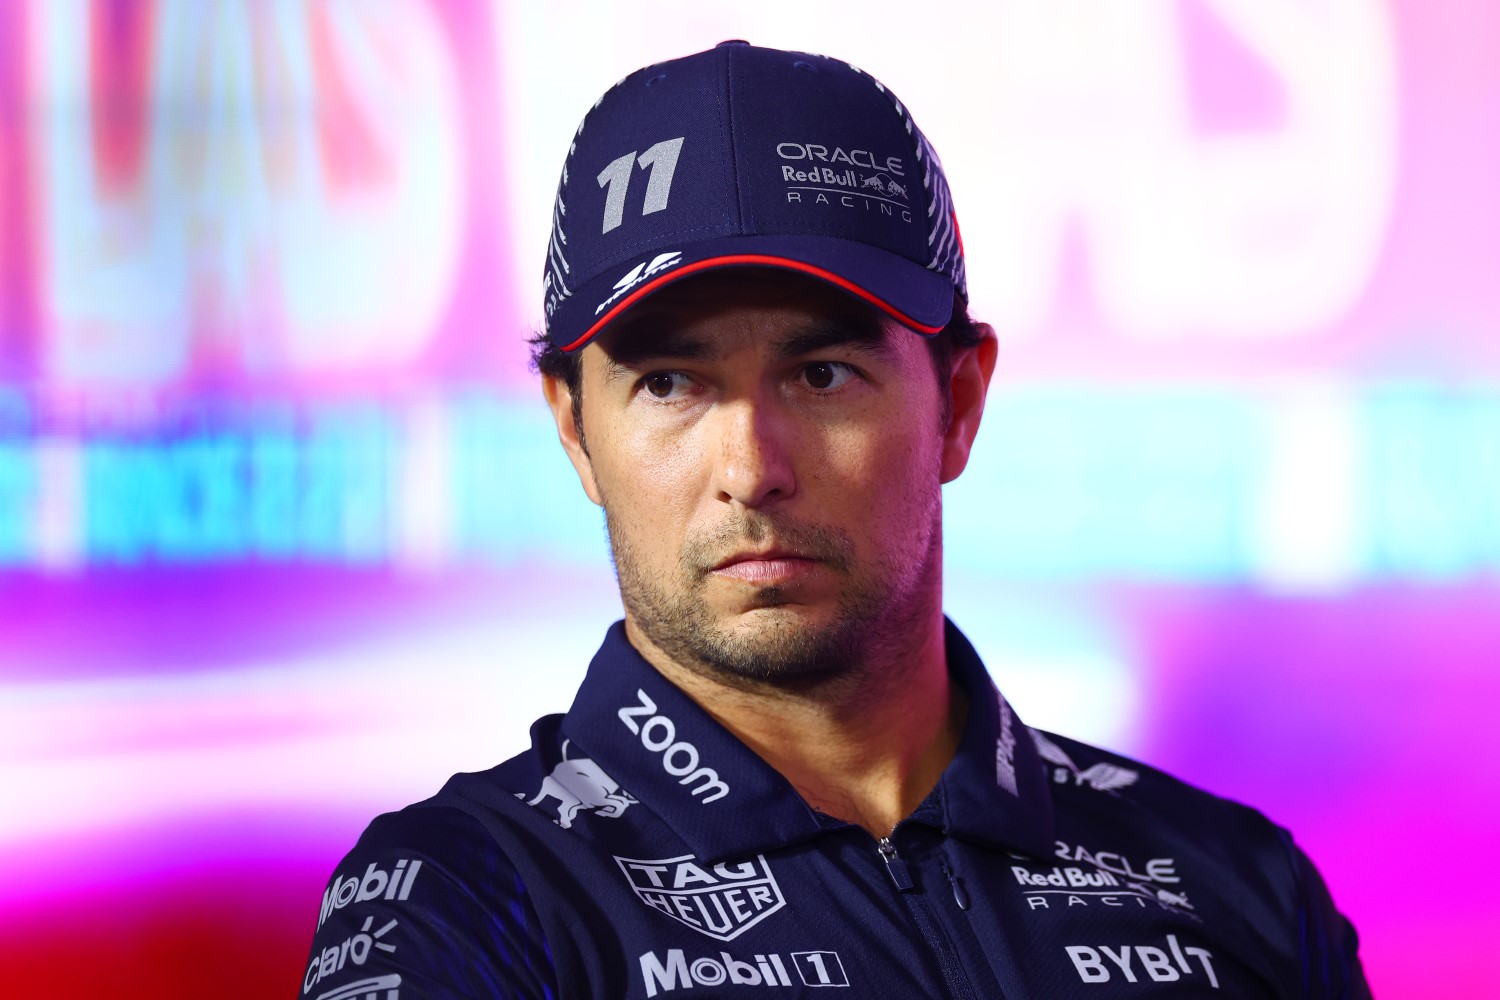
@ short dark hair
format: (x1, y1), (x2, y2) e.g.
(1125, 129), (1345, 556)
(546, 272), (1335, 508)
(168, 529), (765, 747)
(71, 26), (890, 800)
(923, 294), (987, 432)
(529, 291), (983, 449)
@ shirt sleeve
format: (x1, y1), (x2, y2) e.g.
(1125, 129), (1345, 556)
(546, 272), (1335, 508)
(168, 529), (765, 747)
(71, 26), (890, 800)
(1281, 829), (1371, 1000)
(297, 805), (558, 1000)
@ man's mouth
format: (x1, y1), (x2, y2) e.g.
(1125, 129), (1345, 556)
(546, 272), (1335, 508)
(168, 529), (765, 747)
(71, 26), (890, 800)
(688, 515), (855, 583)
(710, 549), (822, 586)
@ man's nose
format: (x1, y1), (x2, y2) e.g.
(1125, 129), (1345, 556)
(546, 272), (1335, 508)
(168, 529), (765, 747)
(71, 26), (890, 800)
(711, 397), (796, 508)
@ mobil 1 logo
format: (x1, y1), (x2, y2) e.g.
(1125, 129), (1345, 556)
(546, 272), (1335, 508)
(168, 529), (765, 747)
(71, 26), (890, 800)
(640, 949), (849, 996)
(319, 858), (423, 928)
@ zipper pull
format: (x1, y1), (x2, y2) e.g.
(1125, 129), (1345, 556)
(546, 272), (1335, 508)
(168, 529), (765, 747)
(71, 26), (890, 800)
(941, 860), (970, 911)
(877, 837), (915, 892)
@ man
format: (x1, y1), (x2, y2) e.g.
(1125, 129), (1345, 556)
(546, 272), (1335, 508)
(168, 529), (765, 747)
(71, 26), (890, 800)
(300, 41), (1368, 998)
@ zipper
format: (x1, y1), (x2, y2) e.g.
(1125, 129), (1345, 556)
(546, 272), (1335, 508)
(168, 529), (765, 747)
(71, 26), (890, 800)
(877, 837), (915, 891)
(872, 834), (987, 1000)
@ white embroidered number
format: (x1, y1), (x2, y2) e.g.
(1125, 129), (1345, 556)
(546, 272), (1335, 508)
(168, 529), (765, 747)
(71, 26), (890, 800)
(597, 137), (686, 234)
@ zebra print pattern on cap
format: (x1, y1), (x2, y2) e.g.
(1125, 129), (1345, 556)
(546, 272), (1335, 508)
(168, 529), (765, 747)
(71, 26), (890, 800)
(541, 122), (582, 322)
(847, 63), (968, 303)
(542, 74), (633, 322)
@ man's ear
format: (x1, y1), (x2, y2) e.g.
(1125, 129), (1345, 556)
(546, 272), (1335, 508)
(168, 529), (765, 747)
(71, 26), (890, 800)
(939, 323), (999, 484)
(542, 372), (605, 507)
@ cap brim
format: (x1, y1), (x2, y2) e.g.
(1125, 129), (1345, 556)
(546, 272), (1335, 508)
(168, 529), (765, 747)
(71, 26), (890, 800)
(547, 234), (955, 351)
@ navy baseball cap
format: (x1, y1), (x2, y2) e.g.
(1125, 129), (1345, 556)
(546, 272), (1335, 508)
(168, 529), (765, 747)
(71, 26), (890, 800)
(541, 40), (968, 351)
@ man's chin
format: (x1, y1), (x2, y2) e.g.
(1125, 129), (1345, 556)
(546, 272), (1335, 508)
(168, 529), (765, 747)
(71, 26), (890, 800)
(715, 601), (844, 639)
(680, 606), (866, 684)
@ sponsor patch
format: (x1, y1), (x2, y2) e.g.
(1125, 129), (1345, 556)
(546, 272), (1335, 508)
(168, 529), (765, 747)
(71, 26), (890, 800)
(305, 917), (398, 995)
(640, 948), (849, 995)
(1065, 935), (1219, 989)
(995, 691), (1018, 796)
(1015, 841), (1195, 916)
(774, 141), (913, 221)
(312, 974), (402, 1000)
(619, 689), (730, 803)
(1032, 730), (1140, 792)
(616, 853), (785, 941)
(319, 860), (422, 929)
(516, 739), (636, 829)
(595, 252), (683, 315)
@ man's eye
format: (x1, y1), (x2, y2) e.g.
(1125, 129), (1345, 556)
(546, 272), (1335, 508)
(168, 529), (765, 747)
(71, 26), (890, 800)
(643, 372), (692, 399)
(802, 362), (855, 391)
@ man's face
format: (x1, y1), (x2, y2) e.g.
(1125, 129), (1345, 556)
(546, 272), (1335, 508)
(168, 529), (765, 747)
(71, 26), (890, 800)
(544, 272), (992, 686)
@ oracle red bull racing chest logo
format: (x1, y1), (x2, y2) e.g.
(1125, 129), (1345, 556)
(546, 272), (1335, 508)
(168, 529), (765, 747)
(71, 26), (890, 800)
(616, 853), (786, 942)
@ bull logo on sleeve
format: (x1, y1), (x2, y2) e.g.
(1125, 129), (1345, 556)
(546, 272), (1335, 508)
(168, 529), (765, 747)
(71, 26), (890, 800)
(518, 740), (637, 829)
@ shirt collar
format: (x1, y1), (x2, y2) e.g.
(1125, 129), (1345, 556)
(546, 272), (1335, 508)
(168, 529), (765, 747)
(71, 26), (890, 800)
(560, 619), (1055, 863)
(561, 622), (825, 863)
(932, 618), (1056, 860)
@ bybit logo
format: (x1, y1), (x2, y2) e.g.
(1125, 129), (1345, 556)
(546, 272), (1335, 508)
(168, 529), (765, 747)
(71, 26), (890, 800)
(1065, 935), (1219, 988)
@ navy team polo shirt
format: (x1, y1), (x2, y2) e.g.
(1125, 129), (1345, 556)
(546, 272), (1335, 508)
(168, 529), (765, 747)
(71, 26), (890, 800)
(299, 619), (1368, 998)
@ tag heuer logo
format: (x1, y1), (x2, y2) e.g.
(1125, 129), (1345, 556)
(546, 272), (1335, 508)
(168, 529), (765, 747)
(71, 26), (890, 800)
(614, 853), (786, 942)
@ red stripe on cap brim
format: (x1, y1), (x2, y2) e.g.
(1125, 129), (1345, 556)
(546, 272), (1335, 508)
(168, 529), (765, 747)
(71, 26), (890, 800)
(560, 254), (945, 352)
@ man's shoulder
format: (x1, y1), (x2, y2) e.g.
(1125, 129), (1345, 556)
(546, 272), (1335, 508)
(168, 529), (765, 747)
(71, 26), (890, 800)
(305, 792), (559, 999)
(1029, 727), (1296, 870)
(311, 712), (572, 920)
(416, 714), (565, 817)
(331, 707), (654, 891)
(1033, 727), (1261, 810)
(300, 716), (586, 999)
(318, 722), (566, 923)
(416, 710), (644, 838)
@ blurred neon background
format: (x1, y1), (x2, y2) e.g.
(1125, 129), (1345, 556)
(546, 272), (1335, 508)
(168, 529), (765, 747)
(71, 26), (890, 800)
(2, 1), (1497, 996)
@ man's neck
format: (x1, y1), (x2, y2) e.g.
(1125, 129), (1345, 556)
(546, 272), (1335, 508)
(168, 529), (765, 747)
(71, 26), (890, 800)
(623, 613), (966, 838)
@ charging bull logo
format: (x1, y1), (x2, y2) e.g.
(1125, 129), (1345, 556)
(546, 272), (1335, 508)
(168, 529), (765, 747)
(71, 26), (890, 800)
(518, 740), (636, 829)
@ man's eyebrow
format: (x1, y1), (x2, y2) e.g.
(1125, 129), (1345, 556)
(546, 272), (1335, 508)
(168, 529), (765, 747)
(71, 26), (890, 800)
(599, 328), (712, 384)
(773, 316), (896, 361)
(598, 311), (895, 381)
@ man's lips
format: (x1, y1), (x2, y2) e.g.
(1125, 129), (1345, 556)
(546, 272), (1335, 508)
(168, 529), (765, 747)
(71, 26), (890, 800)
(709, 550), (822, 585)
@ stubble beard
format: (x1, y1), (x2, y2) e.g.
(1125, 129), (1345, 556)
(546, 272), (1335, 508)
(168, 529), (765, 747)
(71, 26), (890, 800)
(605, 503), (942, 691)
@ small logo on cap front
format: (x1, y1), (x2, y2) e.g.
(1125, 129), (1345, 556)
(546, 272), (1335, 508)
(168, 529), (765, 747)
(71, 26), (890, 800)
(775, 141), (913, 222)
(595, 252), (684, 316)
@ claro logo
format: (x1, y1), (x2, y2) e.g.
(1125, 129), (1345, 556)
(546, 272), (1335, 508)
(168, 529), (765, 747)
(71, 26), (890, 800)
(619, 690), (730, 803)
(304, 916), (398, 995)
